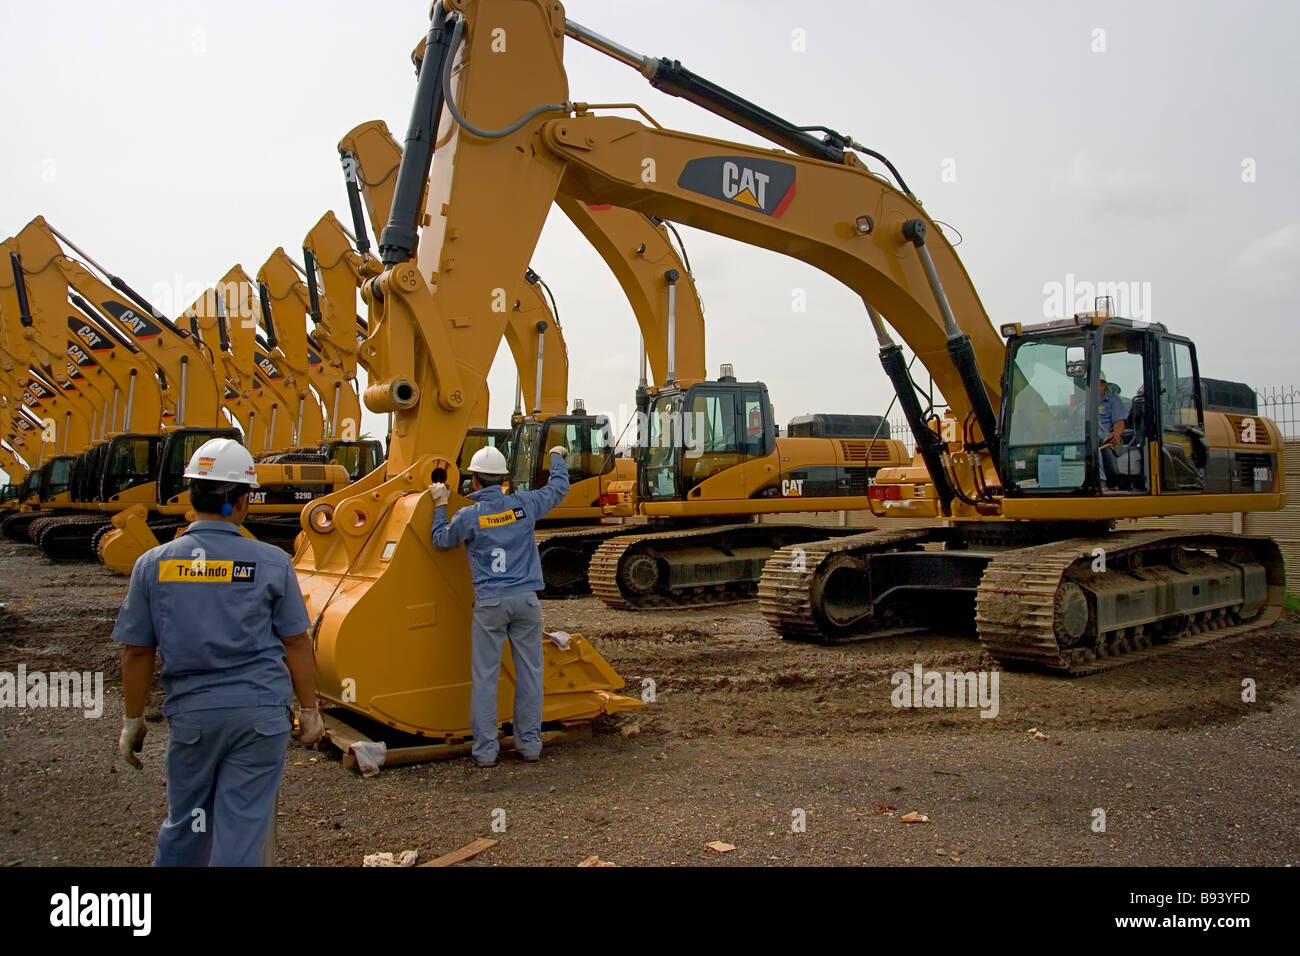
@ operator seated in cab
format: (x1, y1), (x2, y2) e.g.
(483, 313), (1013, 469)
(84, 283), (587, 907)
(429, 442), (570, 768)
(1098, 371), (1133, 489)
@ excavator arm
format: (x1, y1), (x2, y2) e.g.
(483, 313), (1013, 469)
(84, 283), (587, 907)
(10, 218), (228, 430)
(554, 196), (705, 388)
(0, 309), (95, 458)
(2, 229), (165, 439)
(258, 247), (358, 441)
(0, 443), (26, 482)
(189, 266), (312, 453)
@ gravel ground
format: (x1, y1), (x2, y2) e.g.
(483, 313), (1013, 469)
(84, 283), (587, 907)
(1, 538), (1297, 867)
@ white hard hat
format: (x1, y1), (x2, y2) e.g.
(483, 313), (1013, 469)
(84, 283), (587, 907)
(467, 444), (508, 477)
(184, 438), (259, 488)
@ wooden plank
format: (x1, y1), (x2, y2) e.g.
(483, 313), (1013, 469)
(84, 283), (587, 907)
(322, 711), (371, 771)
(418, 838), (498, 868)
(322, 710), (594, 772)
(381, 727), (576, 766)
(322, 711), (372, 751)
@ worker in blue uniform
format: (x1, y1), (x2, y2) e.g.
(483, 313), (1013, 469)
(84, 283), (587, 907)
(430, 442), (569, 767)
(112, 438), (323, 866)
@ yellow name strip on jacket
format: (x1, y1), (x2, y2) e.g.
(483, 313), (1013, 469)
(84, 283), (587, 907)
(159, 560), (234, 582)
(478, 507), (524, 529)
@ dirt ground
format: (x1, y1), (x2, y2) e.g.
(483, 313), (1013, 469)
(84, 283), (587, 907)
(1, 537), (1297, 867)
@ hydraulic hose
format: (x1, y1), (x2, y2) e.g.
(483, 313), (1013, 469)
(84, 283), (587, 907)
(440, 13), (570, 139)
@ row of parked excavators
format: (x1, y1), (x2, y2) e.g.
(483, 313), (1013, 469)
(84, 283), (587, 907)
(2, 0), (1286, 743)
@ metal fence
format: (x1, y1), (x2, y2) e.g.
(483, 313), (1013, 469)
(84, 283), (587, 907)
(888, 418), (914, 456)
(1257, 386), (1300, 440)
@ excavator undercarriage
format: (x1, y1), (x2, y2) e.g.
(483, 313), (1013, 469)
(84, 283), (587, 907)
(761, 524), (1284, 676)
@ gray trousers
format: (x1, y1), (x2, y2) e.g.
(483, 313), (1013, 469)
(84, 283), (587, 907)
(154, 705), (290, 867)
(471, 591), (544, 763)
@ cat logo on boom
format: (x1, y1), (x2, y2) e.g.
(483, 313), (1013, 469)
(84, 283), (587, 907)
(677, 156), (797, 217)
(67, 343), (94, 368)
(101, 301), (162, 339)
(69, 317), (111, 351)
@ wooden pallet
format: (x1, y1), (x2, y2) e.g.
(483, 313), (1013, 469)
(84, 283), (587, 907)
(321, 708), (594, 773)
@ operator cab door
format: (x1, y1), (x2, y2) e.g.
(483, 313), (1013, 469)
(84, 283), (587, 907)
(1152, 334), (1207, 492)
(1095, 324), (1150, 494)
(680, 386), (743, 499)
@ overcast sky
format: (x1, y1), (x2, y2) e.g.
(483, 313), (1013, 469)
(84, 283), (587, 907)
(1, 0), (1296, 471)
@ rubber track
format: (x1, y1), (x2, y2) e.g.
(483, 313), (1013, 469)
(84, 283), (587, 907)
(25, 514), (64, 543)
(535, 524), (641, 596)
(589, 523), (838, 611)
(758, 527), (943, 640)
(1, 510), (50, 542)
(35, 515), (112, 560)
(974, 530), (1284, 676)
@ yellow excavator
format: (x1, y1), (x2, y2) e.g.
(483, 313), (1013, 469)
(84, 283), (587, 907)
(0, 230), (113, 540)
(298, 0), (1283, 772)
(433, 0), (1286, 673)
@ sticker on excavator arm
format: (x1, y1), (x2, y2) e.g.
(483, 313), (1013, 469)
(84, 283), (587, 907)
(677, 156), (797, 218)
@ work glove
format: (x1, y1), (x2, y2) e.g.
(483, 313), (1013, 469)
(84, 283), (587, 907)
(428, 482), (451, 507)
(119, 715), (147, 770)
(549, 445), (568, 460)
(298, 706), (324, 746)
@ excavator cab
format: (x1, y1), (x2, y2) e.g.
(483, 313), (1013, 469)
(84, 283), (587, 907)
(508, 407), (616, 495)
(321, 439), (384, 482)
(1000, 317), (1222, 497)
(155, 428), (242, 505)
(36, 456), (76, 502)
(68, 446), (103, 503)
(640, 368), (773, 501)
(100, 434), (164, 501)
(457, 427), (512, 495)
(64, 439), (153, 505)
(12, 472), (33, 506)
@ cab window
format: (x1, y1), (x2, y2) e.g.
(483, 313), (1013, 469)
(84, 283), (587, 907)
(683, 390), (743, 493)
(643, 393), (685, 499)
(1003, 337), (1088, 491)
(741, 388), (770, 458)
(1157, 339), (1205, 491)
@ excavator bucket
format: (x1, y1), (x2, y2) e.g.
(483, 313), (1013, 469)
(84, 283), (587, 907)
(98, 505), (160, 575)
(301, 458), (641, 738)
